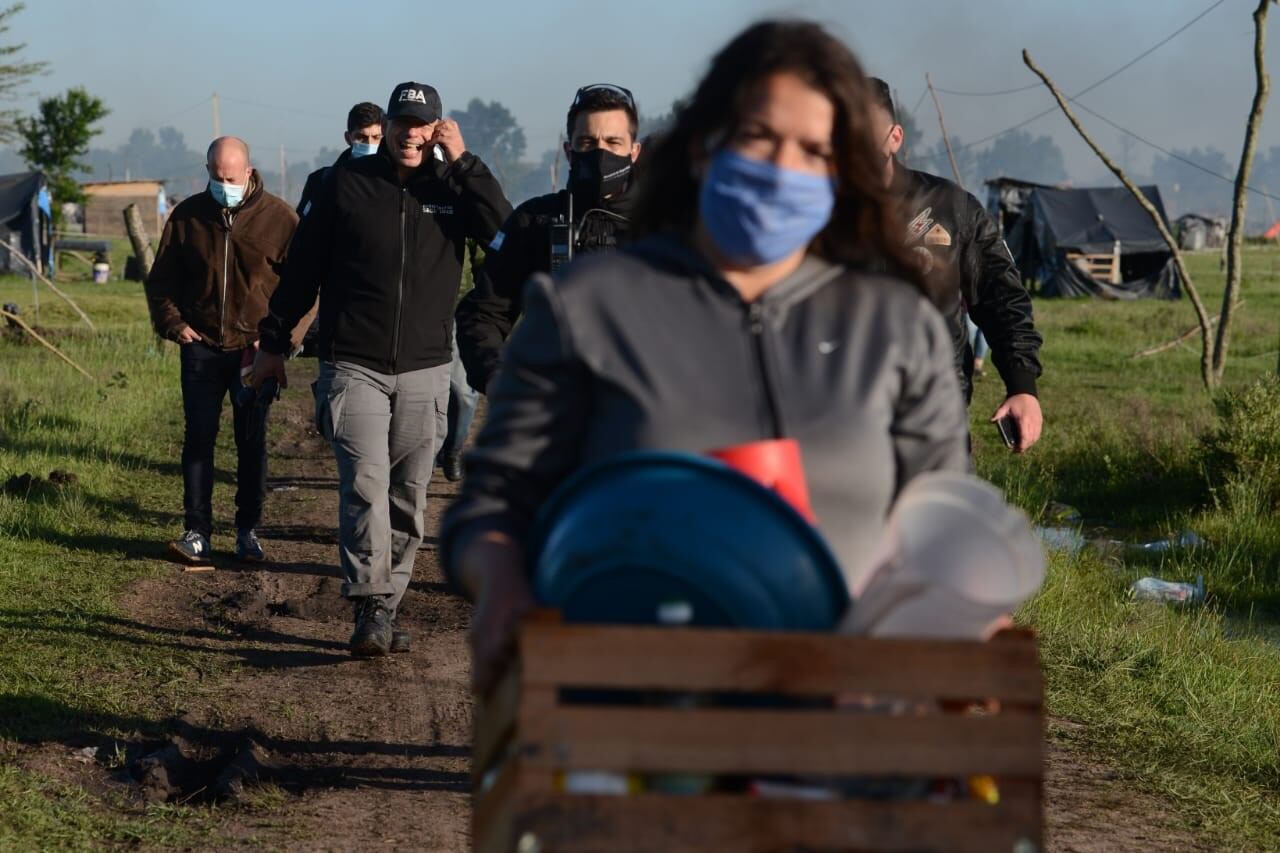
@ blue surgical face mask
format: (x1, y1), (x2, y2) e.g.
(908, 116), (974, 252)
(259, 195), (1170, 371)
(209, 178), (247, 208)
(698, 150), (835, 266)
(350, 141), (379, 158)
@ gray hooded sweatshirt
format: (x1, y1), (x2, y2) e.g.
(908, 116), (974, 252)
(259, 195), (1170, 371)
(442, 234), (970, 589)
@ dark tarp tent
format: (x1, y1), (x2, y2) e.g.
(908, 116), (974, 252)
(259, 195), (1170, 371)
(986, 177), (1181, 300)
(0, 171), (53, 278)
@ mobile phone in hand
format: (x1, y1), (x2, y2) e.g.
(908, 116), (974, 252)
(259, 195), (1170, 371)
(995, 415), (1020, 450)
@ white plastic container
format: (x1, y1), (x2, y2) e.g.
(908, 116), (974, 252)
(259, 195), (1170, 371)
(92, 262), (110, 284)
(842, 472), (1046, 640)
(1131, 574), (1204, 604)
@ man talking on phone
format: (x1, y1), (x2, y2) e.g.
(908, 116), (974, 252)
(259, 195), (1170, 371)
(254, 81), (512, 656)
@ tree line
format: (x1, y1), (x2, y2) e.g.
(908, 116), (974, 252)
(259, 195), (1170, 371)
(1, 0), (1274, 229)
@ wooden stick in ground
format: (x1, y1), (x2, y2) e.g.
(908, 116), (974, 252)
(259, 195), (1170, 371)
(1131, 301), (1244, 359)
(123, 203), (155, 279)
(1217, 0), (1273, 383)
(4, 243), (95, 331)
(1023, 49), (1216, 390)
(0, 309), (95, 381)
(926, 72), (965, 190)
(60, 249), (94, 271)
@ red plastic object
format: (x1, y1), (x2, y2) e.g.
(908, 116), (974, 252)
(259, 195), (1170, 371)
(707, 438), (817, 524)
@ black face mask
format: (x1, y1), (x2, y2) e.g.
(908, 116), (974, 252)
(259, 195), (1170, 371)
(568, 148), (633, 205)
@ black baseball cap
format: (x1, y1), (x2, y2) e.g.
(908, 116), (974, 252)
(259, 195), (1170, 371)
(386, 82), (442, 123)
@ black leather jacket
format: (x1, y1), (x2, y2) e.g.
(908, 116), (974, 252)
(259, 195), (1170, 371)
(456, 185), (634, 392)
(894, 163), (1042, 402)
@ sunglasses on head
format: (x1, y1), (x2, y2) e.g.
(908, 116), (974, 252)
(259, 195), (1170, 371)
(573, 83), (636, 114)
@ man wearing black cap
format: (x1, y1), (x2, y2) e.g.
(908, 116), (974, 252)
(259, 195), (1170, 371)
(254, 82), (512, 657)
(455, 83), (642, 395)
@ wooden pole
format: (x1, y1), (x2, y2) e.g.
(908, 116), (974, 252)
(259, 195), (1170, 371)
(1215, 0), (1272, 383)
(0, 309), (95, 381)
(552, 133), (565, 192)
(894, 86), (909, 166)
(5, 243), (94, 331)
(925, 72), (964, 190)
(123, 203), (155, 279)
(1023, 49), (1215, 390)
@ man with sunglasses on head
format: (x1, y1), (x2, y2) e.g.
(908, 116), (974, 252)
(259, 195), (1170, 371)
(869, 77), (1044, 454)
(455, 83), (642, 396)
(252, 81), (512, 658)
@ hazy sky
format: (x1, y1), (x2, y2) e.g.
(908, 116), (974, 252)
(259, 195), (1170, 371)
(11, 0), (1276, 185)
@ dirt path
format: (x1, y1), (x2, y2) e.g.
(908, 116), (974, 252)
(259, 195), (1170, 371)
(12, 360), (1217, 851)
(116, 363), (475, 850)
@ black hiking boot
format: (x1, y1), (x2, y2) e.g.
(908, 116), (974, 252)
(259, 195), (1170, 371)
(350, 597), (393, 657)
(441, 451), (464, 483)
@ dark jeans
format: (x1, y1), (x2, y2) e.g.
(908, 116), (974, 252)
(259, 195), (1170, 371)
(179, 342), (271, 536)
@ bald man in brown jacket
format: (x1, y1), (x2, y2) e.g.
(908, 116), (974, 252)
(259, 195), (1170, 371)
(146, 136), (312, 564)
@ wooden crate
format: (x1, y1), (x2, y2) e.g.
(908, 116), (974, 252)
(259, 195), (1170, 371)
(473, 620), (1043, 853)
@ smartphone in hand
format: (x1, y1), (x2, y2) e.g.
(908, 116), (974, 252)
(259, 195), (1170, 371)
(995, 415), (1020, 450)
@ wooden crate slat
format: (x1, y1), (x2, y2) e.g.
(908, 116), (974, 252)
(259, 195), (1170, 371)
(473, 757), (521, 853)
(473, 663), (522, 781)
(519, 623), (1042, 703)
(521, 706), (1043, 777)
(508, 791), (1041, 853)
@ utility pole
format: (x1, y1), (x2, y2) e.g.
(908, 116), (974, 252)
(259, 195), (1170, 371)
(925, 73), (964, 191)
(211, 92), (221, 138)
(894, 87), (909, 165)
(279, 144), (287, 199)
(551, 132), (565, 192)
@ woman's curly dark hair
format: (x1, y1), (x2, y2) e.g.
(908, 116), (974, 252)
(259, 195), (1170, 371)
(633, 19), (938, 303)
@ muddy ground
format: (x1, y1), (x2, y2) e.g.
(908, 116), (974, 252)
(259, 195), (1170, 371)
(8, 364), (1211, 851)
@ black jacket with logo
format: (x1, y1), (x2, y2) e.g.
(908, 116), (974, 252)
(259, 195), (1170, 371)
(260, 146), (512, 374)
(895, 164), (1042, 401)
(455, 185), (634, 391)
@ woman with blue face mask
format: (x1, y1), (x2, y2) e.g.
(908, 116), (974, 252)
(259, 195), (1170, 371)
(443, 19), (970, 691)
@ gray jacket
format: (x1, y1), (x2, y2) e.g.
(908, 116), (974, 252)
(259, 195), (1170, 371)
(441, 235), (970, 588)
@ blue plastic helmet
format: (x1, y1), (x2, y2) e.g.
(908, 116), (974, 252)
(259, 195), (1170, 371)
(529, 451), (849, 630)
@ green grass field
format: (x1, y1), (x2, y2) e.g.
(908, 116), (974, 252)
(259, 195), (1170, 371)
(0, 276), (232, 848)
(2, 248), (1280, 848)
(972, 246), (1280, 846)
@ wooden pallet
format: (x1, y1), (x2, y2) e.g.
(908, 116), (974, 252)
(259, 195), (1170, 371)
(472, 619), (1044, 853)
(1066, 250), (1121, 284)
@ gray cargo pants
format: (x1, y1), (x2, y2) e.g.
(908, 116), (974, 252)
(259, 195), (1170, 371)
(313, 360), (450, 614)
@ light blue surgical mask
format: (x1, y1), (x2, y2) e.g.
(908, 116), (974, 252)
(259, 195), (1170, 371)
(698, 150), (835, 266)
(350, 141), (378, 158)
(209, 179), (247, 208)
